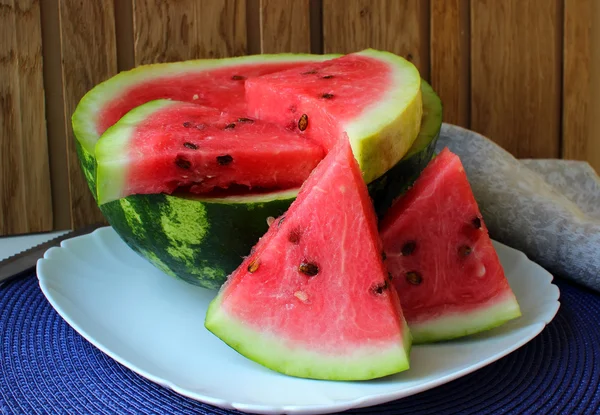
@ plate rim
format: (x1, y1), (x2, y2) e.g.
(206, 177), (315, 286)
(36, 226), (561, 415)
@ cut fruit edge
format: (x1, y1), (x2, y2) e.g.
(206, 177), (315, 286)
(408, 289), (522, 344)
(205, 283), (412, 381)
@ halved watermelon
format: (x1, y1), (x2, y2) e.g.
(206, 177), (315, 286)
(245, 49), (423, 183)
(379, 148), (521, 343)
(205, 138), (411, 380)
(95, 100), (324, 205)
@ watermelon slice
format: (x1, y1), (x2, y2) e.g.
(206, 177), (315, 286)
(205, 138), (411, 380)
(245, 49), (423, 183)
(379, 148), (521, 344)
(95, 100), (324, 205)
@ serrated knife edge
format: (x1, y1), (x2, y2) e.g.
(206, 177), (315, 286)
(0, 223), (105, 284)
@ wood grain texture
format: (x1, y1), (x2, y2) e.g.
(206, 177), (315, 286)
(133, 0), (247, 65)
(322, 0), (429, 76)
(471, 0), (562, 159)
(562, 0), (597, 170)
(0, 0), (52, 236)
(259, 0), (310, 53)
(59, 0), (116, 229)
(430, 0), (469, 127)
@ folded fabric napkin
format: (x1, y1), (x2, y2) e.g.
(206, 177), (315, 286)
(436, 124), (600, 293)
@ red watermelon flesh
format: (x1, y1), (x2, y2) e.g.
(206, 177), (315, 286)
(95, 100), (325, 204)
(205, 138), (412, 381)
(97, 61), (323, 137)
(245, 52), (392, 151)
(379, 148), (521, 344)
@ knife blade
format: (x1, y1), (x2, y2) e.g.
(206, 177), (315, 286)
(0, 223), (106, 284)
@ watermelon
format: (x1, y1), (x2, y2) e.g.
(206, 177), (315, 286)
(205, 138), (411, 380)
(379, 148), (521, 344)
(95, 99), (324, 205)
(72, 51), (426, 289)
(245, 49), (423, 184)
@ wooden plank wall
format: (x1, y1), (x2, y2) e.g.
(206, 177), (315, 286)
(0, 0), (598, 235)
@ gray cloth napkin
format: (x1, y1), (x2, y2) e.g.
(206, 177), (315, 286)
(436, 124), (600, 292)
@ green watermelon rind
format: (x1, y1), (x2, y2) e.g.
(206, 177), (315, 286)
(368, 79), (443, 217)
(205, 298), (412, 380)
(409, 293), (522, 344)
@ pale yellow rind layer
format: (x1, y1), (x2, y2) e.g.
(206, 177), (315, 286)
(205, 293), (412, 381)
(344, 49), (423, 184)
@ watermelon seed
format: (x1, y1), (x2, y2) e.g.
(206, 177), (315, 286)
(175, 156), (191, 169)
(458, 245), (472, 257)
(266, 216), (275, 226)
(294, 291), (309, 303)
(247, 259), (260, 273)
(298, 261), (318, 277)
(278, 216), (285, 227)
(183, 142), (198, 150)
(322, 75), (334, 79)
(183, 121), (193, 128)
(301, 70), (317, 75)
(217, 155), (233, 165)
(401, 241), (416, 256)
(381, 251), (387, 261)
(288, 228), (301, 244)
(224, 123), (236, 130)
(195, 124), (206, 130)
(321, 93), (334, 99)
(231, 75), (245, 80)
(238, 117), (254, 123)
(388, 272), (394, 281)
(298, 114), (309, 131)
(472, 216), (482, 229)
(371, 281), (388, 295)
(406, 271), (423, 285)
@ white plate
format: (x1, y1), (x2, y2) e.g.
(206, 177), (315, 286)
(37, 226), (560, 415)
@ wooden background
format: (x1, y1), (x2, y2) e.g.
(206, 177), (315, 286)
(0, 0), (598, 236)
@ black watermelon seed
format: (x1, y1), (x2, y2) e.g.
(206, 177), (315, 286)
(298, 261), (318, 277)
(322, 75), (334, 79)
(278, 216), (285, 227)
(183, 142), (198, 150)
(371, 281), (388, 295)
(247, 259), (260, 273)
(224, 123), (236, 130)
(216, 155), (233, 165)
(458, 245), (472, 257)
(301, 70), (317, 75)
(381, 251), (387, 261)
(183, 121), (193, 128)
(401, 241), (416, 256)
(406, 271), (423, 285)
(472, 216), (482, 229)
(288, 229), (301, 244)
(231, 75), (245, 81)
(388, 272), (394, 281)
(175, 156), (191, 169)
(238, 117), (254, 123)
(321, 93), (334, 99)
(298, 114), (309, 131)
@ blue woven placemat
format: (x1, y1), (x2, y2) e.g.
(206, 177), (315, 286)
(1, 274), (599, 415)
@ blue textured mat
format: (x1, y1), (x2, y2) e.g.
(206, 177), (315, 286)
(1, 274), (599, 415)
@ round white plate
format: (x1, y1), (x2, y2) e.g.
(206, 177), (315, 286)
(37, 226), (560, 415)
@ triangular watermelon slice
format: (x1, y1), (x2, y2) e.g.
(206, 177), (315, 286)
(379, 148), (521, 344)
(95, 99), (324, 205)
(205, 138), (412, 381)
